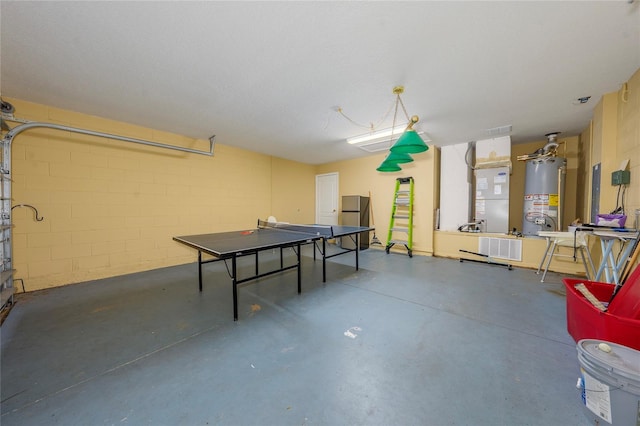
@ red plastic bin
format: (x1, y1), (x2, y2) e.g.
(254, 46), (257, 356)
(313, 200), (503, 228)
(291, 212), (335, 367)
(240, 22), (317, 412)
(563, 265), (640, 351)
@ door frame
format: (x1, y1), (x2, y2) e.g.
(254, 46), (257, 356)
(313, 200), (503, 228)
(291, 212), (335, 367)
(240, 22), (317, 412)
(315, 172), (339, 225)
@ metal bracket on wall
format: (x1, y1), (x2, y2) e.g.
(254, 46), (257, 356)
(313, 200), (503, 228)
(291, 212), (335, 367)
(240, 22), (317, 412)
(11, 204), (44, 221)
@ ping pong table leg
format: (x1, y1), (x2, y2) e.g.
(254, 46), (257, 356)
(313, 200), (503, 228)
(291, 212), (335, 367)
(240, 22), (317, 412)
(198, 251), (203, 292)
(297, 242), (301, 293)
(355, 233), (359, 270)
(322, 238), (327, 282)
(232, 255), (238, 321)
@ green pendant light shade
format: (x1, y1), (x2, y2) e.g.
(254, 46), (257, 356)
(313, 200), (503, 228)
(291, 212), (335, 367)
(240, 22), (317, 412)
(376, 151), (413, 172)
(390, 128), (429, 154)
(390, 115), (429, 154)
(376, 160), (402, 172)
(385, 151), (414, 164)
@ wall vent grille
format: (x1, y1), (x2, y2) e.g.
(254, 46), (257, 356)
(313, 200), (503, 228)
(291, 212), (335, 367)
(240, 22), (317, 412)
(478, 237), (522, 261)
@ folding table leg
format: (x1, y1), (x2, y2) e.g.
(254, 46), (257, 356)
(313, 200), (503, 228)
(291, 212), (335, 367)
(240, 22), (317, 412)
(297, 242), (301, 294)
(322, 238), (327, 282)
(355, 233), (359, 270)
(198, 251), (203, 292)
(540, 241), (558, 282)
(255, 251), (259, 276)
(232, 255), (238, 321)
(536, 237), (552, 275)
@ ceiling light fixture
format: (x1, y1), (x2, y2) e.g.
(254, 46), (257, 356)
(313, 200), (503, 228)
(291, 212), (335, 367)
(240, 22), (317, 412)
(378, 86), (428, 171)
(347, 125), (407, 145)
(338, 86), (429, 172)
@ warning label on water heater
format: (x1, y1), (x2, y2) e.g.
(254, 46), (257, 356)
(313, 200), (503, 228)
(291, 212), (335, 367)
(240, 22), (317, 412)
(524, 194), (559, 217)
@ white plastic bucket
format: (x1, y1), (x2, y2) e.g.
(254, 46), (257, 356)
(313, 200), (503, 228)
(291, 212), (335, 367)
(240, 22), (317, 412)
(576, 339), (640, 425)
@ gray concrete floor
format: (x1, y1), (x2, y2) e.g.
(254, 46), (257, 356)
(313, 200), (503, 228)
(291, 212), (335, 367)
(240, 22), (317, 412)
(1, 245), (588, 425)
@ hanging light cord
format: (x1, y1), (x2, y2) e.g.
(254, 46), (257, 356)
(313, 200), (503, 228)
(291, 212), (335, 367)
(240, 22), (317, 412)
(336, 101), (394, 131)
(336, 86), (410, 132)
(395, 93), (411, 124)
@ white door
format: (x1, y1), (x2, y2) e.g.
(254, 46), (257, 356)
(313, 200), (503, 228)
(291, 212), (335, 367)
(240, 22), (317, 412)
(316, 173), (339, 225)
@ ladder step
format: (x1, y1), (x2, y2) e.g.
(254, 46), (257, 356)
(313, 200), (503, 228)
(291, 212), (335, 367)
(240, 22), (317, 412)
(390, 227), (409, 232)
(389, 239), (408, 245)
(393, 215), (410, 219)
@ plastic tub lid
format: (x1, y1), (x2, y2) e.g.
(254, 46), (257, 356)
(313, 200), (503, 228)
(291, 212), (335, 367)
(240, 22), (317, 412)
(578, 339), (640, 385)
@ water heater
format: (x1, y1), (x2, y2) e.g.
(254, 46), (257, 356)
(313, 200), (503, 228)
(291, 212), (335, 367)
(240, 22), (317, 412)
(521, 133), (567, 236)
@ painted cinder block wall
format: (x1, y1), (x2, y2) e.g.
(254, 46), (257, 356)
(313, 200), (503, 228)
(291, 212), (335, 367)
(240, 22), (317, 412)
(612, 68), (640, 218)
(7, 98), (316, 292)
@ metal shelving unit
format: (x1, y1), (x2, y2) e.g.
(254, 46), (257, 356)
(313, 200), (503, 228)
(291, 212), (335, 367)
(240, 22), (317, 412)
(1, 129), (15, 311)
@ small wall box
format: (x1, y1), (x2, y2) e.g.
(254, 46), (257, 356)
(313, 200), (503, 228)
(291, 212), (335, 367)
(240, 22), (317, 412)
(611, 170), (630, 185)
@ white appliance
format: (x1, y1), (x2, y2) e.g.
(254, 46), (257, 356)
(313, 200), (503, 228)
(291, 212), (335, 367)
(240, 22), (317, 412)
(474, 167), (510, 233)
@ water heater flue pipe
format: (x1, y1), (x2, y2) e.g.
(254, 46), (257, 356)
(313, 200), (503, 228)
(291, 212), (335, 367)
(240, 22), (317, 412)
(543, 132), (560, 155)
(557, 163), (567, 231)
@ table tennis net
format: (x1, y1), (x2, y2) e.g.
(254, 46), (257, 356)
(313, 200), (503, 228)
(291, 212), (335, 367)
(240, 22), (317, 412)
(257, 220), (334, 238)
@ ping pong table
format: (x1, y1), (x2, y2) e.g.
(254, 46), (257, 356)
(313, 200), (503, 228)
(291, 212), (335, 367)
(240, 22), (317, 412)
(173, 220), (374, 320)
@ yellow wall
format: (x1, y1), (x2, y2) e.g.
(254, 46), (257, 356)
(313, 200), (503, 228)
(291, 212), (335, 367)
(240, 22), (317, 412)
(316, 147), (439, 256)
(614, 68), (640, 221)
(7, 98), (316, 291)
(592, 92), (621, 215)
(572, 71), (640, 272)
(577, 123), (592, 223)
(434, 230), (586, 276)
(270, 157), (316, 224)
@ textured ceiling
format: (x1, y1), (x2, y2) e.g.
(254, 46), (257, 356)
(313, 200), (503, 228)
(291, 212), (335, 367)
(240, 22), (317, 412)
(1, 1), (639, 164)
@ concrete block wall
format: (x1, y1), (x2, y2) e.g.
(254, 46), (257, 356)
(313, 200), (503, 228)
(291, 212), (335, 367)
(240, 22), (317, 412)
(616, 67), (640, 223)
(6, 98), (306, 291)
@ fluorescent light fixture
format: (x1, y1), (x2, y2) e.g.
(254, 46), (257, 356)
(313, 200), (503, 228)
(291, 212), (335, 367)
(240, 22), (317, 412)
(347, 125), (407, 145)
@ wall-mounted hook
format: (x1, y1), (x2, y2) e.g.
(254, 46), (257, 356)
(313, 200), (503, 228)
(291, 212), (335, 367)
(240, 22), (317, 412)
(11, 204), (44, 221)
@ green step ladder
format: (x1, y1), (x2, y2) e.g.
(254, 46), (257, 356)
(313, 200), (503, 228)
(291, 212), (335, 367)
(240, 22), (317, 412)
(385, 176), (414, 257)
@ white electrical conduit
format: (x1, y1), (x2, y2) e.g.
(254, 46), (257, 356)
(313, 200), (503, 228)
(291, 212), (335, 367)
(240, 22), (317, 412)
(2, 119), (214, 156)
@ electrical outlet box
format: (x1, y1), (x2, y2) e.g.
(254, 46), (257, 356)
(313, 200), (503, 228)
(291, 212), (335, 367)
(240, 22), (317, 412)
(611, 170), (630, 185)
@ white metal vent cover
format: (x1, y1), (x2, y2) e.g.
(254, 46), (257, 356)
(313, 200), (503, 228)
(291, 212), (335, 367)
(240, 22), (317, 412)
(478, 237), (522, 261)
